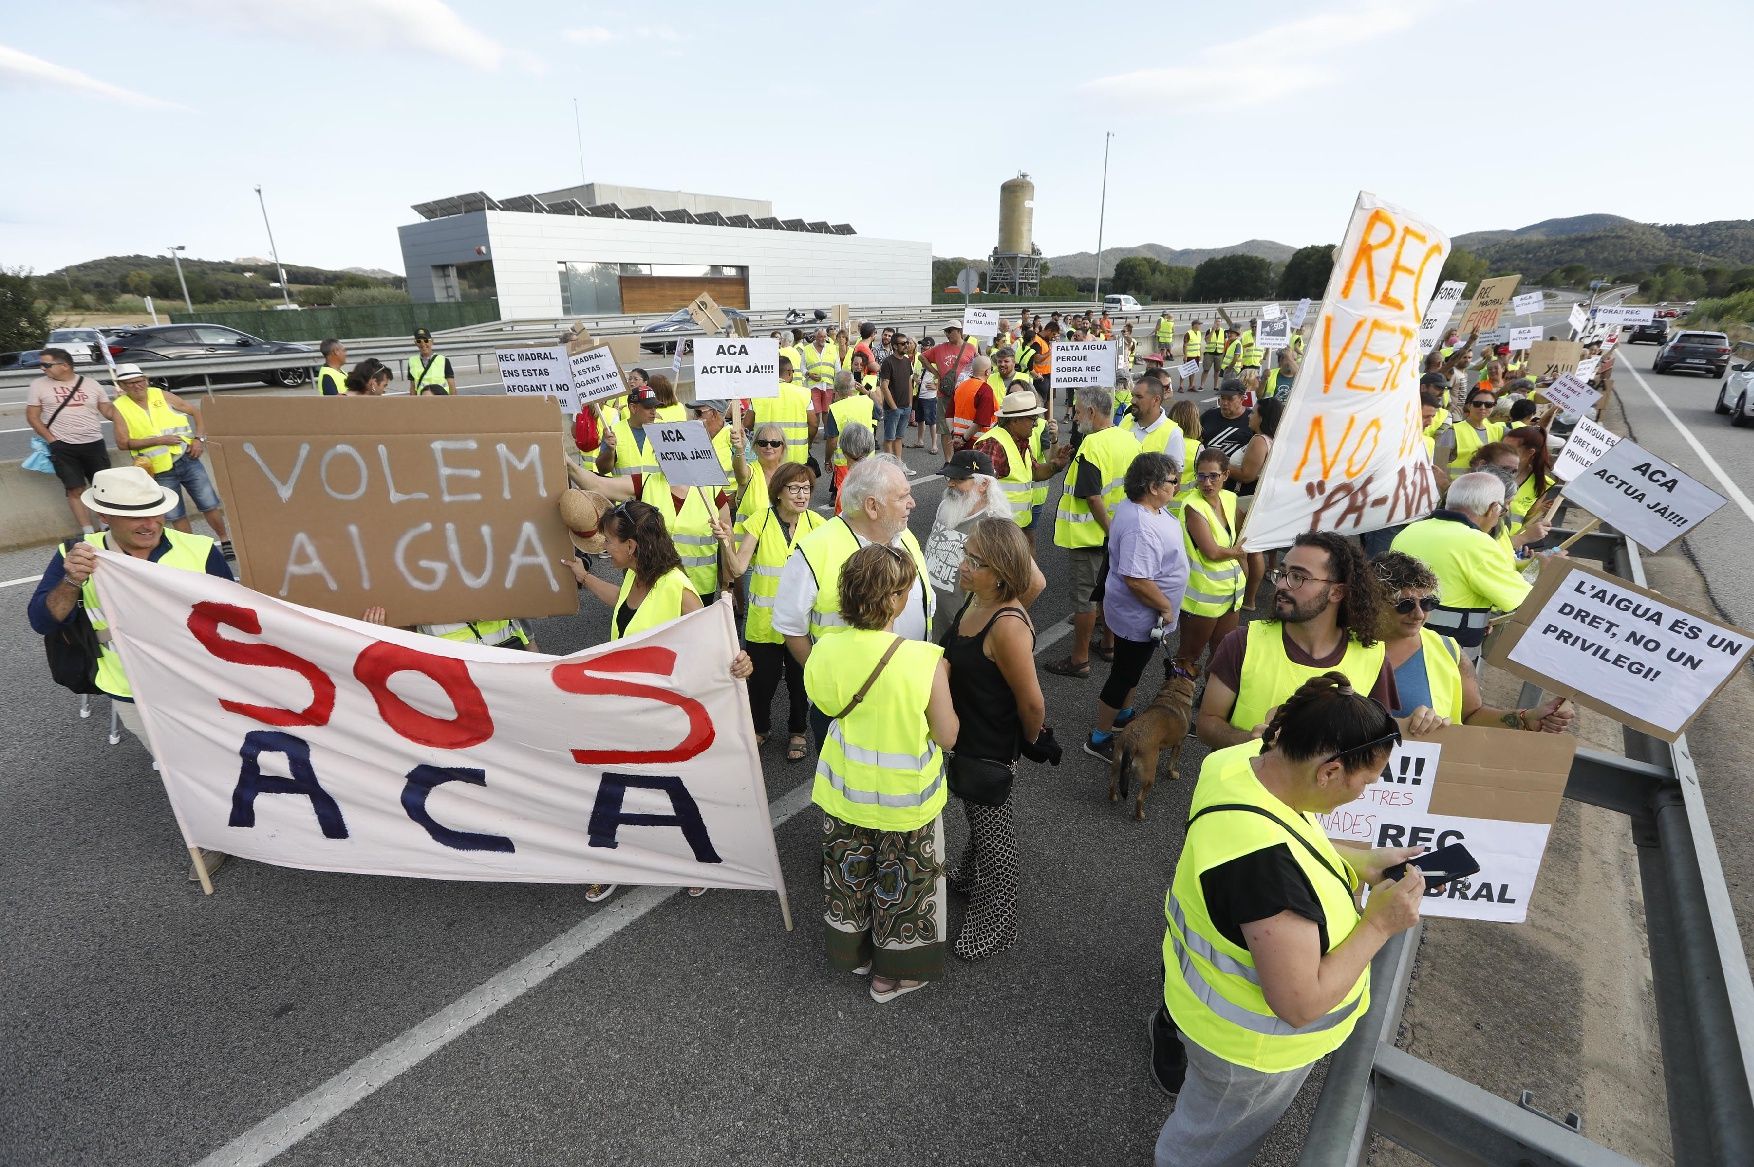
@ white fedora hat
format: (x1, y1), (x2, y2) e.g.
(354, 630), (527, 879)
(110, 362), (148, 383)
(995, 389), (1045, 419)
(81, 466), (179, 517)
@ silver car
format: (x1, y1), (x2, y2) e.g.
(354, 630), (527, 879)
(1713, 359), (1754, 427)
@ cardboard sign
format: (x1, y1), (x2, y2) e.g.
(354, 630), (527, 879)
(1562, 437), (1728, 552)
(1052, 340), (1118, 389)
(1490, 558), (1752, 741)
(694, 337), (779, 400)
(1178, 359), (1201, 379)
(1512, 290), (1544, 316)
(1552, 415), (1620, 483)
(1507, 326), (1544, 351)
(685, 292), (728, 333)
(1568, 303), (1590, 334)
(1573, 355), (1602, 382)
(1456, 274), (1522, 335)
(1540, 373), (1601, 418)
(1593, 305), (1655, 325)
(1418, 280), (1467, 355)
(568, 346), (625, 407)
(203, 396), (576, 626)
(1260, 301), (1283, 321)
(1257, 317), (1291, 350)
(92, 553), (788, 894)
(649, 421), (729, 488)
(1526, 339), (1583, 381)
(1241, 192), (1448, 551)
(962, 307), (999, 338)
(1317, 724), (1574, 923)
(829, 304), (850, 329)
(496, 346), (579, 414)
(1290, 297), (1312, 328)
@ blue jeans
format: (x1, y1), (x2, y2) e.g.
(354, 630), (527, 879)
(881, 407), (910, 441)
(155, 455), (221, 522)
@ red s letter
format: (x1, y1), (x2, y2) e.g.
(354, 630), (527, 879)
(188, 602), (336, 727)
(354, 643), (493, 749)
(551, 646), (714, 765)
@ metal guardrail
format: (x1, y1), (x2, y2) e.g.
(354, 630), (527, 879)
(1300, 523), (1754, 1166)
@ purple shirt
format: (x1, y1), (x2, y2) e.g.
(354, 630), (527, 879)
(1102, 499), (1189, 642)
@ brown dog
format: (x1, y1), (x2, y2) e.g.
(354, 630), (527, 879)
(1110, 666), (1200, 821)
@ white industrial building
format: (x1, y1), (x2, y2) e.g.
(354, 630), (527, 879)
(398, 182), (931, 320)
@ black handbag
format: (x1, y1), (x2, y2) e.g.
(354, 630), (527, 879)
(44, 540), (102, 694)
(947, 752), (1014, 807)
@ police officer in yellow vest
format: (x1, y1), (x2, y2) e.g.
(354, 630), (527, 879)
(316, 338), (347, 396)
(408, 328), (457, 395)
(1196, 532), (1393, 747)
(973, 389), (1068, 546)
(1152, 676), (1425, 1164)
(107, 364), (233, 553)
(594, 384), (664, 492)
(28, 466), (236, 882)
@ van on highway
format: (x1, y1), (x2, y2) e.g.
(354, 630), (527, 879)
(1103, 294), (1142, 314)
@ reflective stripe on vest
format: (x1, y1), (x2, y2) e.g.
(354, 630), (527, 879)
(113, 388), (191, 475)
(1053, 426), (1136, 550)
(797, 518), (933, 640)
(611, 567), (696, 641)
(829, 395), (876, 466)
(743, 507), (823, 645)
(980, 425), (1034, 524)
(1184, 330), (1204, 358)
(76, 529), (214, 698)
(609, 421), (659, 479)
(1180, 491), (1244, 616)
(1229, 622), (1386, 733)
(753, 385), (812, 464)
(410, 352), (450, 390)
(1167, 895), (1363, 1037)
(423, 619), (527, 647)
(642, 478), (720, 597)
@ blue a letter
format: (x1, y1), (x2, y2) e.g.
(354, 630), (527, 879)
(229, 730), (348, 839)
(587, 773), (721, 863)
(401, 765), (514, 853)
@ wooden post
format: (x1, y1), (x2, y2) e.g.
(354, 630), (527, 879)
(189, 847), (216, 896)
(776, 884), (794, 932)
(1556, 516), (1602, 552)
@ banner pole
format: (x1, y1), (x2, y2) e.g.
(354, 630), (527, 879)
(1556, 516), (1602, 552)
(189, 847), (216, 896)
(776, 884), (794, 932)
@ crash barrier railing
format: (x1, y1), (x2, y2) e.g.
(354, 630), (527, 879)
(1298, 523), (1754, 1166)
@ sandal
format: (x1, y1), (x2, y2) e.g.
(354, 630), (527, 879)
(870, 978), (928, 1004)
(1044, 654), (1090, 679)
(786, 733), (808, 762)
(1093, 642), (1116, 662)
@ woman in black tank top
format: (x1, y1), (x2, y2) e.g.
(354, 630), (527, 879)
(939, 518), (1046, 961)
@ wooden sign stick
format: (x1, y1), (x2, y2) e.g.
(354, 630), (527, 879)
(1556, 516), (1602, 552)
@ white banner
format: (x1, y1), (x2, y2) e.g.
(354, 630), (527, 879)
(1563, 437), (1728, 552)
(1508, 326), (1544, 351)
(497, 347), (580, 414)
(1417, 280), (1467, 355)
(695, 338), (778, 400)
(1241, 192), (1450, 550)
(1553, 416), (1620, 483)
(1593, 305), (1655, 325)
(961, 306), (999, 338)
(1512, 290), (1544, 316)
(92, 552), (785, 892)
(1051, 341), (1117, 389)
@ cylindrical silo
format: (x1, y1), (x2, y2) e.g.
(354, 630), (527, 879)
(998, 173), (1034, 255)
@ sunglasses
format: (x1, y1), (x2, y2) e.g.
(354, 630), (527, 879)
(1392, 595), (1441, 614)
(755, 439), (786, 448)
(1320, 728), (1403, 768)
(1467, 400), (1494, 408)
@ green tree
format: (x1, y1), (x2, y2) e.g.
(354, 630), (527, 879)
(1276, 244), (1334, 300)
(0, 268), (55, 353)
(123, 269), (154, 296)
(1152, 265), (1194, 302)
(1040, 275), (1081, 298)
(1438, 247), (1489, 294)
(1189, 254), (1274, 301)
(1111, 256), (1168, 298)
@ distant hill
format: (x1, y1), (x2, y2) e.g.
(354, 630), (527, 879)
(1453, 215), (1754, 274)
(1043, 239), (1296, 280)
(46, 254), (403, 305)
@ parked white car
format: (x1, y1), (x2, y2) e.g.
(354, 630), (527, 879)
(1103, 294), (1142, 314)
(1713, 359), (1754, 427)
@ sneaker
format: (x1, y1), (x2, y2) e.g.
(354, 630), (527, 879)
(1114, 707), (1136, 729)
(584, 883), (618, 903)
(218, 540), (236, 559)
(903, 465), (918, 476)
(1083, 732), (1115, 764)
(1148, 1007), (1187, 1097)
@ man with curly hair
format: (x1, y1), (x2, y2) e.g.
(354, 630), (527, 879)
(1195, 531), (1399, 748)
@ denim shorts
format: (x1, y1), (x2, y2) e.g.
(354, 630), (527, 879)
(913, 396), (939, 425)
(156, 455), (221, 521)
(881, 407), (910, 441)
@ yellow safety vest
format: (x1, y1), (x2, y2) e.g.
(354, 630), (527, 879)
(112, 388), (192, 475)
(1229, 621), (1386, 733)
(410, 352), (451, 393)
(1053, 425), (1136, 550)
(610, 566), (697, 641)
(1180, 491), (1245, 617)
(1506, 474), (1543, 538)
(316, 366), (346, 396)
(1389, 516), (1531, 614)
(424, 619), (529, 648)
(1164, 741), (1369, 1073)
(829, 394), (876, 466)
(1184, 329), (1204, 359)
(752, 383), (812, 464)
(778, 345), (803, 381)
(1121, 413), (1186, 471)
(1156, 318), (1177, 343)
(1223, 339), (1244, 369)
(607, 421), (659, 481)
(640, 478), (721, 598)
(71, 530), (213, 699)
(1179, 436), (1202, 490)
(802, 343), (841, 390)
(1415, 627), (1465, 723)
(977, 424), (1035, 526)
(796, 517), (933, 640)
(1447, 420), (1507, 472)
(742, 507), (823, 644)
(1206, 328), (1226, 355)
(1290, 331), (1306, 356)
(655, 403), (686, 423)
(735, 461), (771, 530)
(805, 628), (947, 832)
(1029, 419), (1051, 509)
(712, 424), (736, 477)
(1240, 330), (1262, 366)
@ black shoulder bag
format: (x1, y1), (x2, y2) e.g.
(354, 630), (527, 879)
(44, 539), (102, 694)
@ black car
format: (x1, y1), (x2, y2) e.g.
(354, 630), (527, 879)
(639, 307), (750, 354)
(1653, 330), (1732, 377)
(113, 324), (316, 388)
(1626, 320), (1668, 344)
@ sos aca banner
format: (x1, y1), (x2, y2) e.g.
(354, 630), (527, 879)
(94, 551), (785, 895)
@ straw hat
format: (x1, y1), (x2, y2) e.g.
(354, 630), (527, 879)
(559, 489), (613, 554)
(80, 466), (178, 518)
(995, 389), (1045, 419)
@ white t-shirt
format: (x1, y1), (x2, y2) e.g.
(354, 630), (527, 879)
(772, 523), (930, 643)
(924, 476), (1012, 592)
(28, 375), (109, 443)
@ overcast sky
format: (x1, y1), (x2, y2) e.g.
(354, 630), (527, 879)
(2, 0), (1747, 276)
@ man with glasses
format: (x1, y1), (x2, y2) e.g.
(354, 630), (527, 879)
(1196, 531), (1398, 748)
(26, 347), (121, 534)
(1389, 472), (1533, 666)
(407, 328), (456, 395)
(1436, 391), (1506, 474)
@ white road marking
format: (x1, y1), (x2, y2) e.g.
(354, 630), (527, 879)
(1615, 356), (1754, 528)
(1, 575), (42, 589)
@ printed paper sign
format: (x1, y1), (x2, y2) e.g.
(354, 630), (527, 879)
(1240, 192), (1449, 551)
(694, 337), (778, 400)
(1541, 373), (1601, 417)
(1573, 355), (1602, 381)
(1493, 559), (1753, 740)
(1260, 302), (1283, 321)
(91, 554), (787, 894)
(1526, 339), (1582, 381)
(1257, 317), (1291, 350)
(1456, 274), (1522, 336)
(1178, 359), (1201, 379)
(1290, 297), (1312, 328)
(203, 396), (575, 626)
(1593, 305), (1655, 325)
(569, 346), (625, 407)
(1052, 341), (1118, 389)
(650, 421), (729, 488)
(1568, 303), (1589, 334)
(962, 307), (999, 338)
(1552, 416), (1620, 483)
(1508, 326), (1544, 351)
(496, 346), (579, 413)
(1563, 437), (1728, 552)
(1512, 291), (1544, 316)
(1318, 726), (1573, 923)
(1417, 280), (1467, 356)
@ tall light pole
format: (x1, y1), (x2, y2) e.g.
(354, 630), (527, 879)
(1091, 131), (1114, 308)
(167, 245), (194, 312)
(253, 184), (294, 307)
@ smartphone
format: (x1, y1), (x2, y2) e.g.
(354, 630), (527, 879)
(1384, 842), (1481, 888)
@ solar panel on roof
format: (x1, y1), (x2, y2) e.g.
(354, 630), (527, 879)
(499, 194), (547, 213)
(586, 203), (628, 218)
(625, 206), (661, 221)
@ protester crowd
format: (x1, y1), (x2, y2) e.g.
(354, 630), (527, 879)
(25, 307), (1613, 1166)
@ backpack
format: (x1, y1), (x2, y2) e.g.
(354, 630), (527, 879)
(572, 407), (601, 454)
(44, 539), (102, 694)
